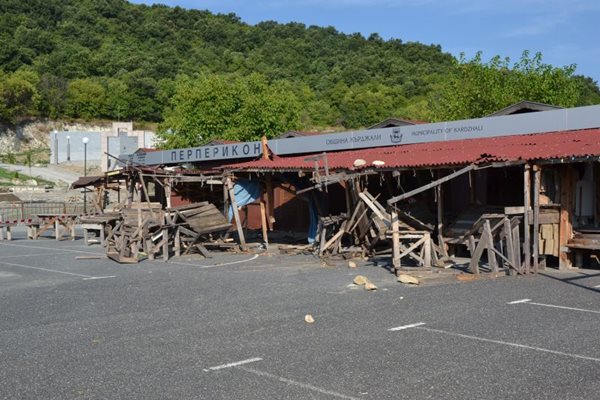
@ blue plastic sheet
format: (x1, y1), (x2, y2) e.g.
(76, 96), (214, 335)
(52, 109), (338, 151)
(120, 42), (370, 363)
(228, 176), (321, 244)
(228, 179), (262, 222)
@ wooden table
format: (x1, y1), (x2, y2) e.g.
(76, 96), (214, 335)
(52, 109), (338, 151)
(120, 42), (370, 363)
(0, 223), (15, 241)
(80, 214), (119, 246)
(32, 213), (79, 240)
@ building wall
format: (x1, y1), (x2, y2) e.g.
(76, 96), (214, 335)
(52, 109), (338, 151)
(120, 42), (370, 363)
(50, 131), (103, 164)
(49, 122), (155, 171)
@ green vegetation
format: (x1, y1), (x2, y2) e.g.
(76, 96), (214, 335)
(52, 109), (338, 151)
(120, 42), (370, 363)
(0, 166), (53, 187)
(0, 147), (49, 166)
(429, 52), (583, 121)
(0, 0), (599, 148)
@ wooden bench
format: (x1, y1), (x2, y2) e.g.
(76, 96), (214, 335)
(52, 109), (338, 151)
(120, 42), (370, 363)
(0, 223), (15, 241)
(82, 223), (105, 245)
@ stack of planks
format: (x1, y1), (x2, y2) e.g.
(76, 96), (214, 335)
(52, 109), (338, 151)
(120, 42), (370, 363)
(105, 201), (233, 263)
(106, 202), (165, 263)
(315, 186), (444, 272)
(167, 202), (232, 257)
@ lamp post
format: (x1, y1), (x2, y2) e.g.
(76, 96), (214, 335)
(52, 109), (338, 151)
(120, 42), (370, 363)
(53, 130), (58, 164)
(82, 137), (89, 214)
(66, 135), (71, 162)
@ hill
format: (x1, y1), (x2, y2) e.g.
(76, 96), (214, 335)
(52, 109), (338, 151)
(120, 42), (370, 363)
(0, 0), (599, 137)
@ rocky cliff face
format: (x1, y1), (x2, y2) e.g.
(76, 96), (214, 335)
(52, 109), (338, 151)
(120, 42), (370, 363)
(0, 120), (112, 154)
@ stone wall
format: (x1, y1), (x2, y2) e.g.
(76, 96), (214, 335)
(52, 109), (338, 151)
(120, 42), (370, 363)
(0, 119), (111, 155)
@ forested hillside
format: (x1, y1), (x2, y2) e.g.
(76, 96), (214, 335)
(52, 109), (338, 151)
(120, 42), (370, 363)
(1, 0), (599, 145)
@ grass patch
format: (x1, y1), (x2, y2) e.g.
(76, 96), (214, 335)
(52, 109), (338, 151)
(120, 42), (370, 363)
(0, 167), (54, 187)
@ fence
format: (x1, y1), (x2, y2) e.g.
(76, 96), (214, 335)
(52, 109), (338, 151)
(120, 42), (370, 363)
(0, 202), (88, 222)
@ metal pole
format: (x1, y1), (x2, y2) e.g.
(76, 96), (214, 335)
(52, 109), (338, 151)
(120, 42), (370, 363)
(83, 142), (87, 214)
(53, 131), (58, 164)
(67, 136), (71, 161)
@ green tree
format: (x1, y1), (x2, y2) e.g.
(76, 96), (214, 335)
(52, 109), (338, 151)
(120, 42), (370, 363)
(37, 73), (67, 119)
(0, 69), (40, 123)
(65, 78), (106, 119)
(338, 83), (407, 128)
(157, 73), (301, 148)
(103, 78), (131, 120)
(428, 51), (581, 121)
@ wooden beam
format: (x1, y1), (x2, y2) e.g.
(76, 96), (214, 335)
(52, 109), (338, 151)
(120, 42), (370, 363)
(260, 201), (269, 250)
(358, 191), (389, 223)
(436, 171), (448, 257)
(266, 175), (275, 231)
(558, 165), (574, 269)
(484, 220), (498, 273)
(532, 164), (541, 273)
(387, 164), (476, 205)
(261, 135), (269, 160)
(523, 164), (531, 274)
(164, 178), (172, 209)
(226, 177), (248, 251)
(391, 209), (401, 273)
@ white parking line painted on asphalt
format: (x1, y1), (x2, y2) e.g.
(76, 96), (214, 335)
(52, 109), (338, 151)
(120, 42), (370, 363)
(1, 252), (74, 259)
(0, 260), (94, 278)
(507, 299), (532, 304)
(203, 357), (263, 371)
(413, 326), (600, 363)
(508, 299), (600, 314)
(595, 284), (600, 288)
(237, 366), (362, 400)
(82, 276), (117, 280)
(0, 260), (115, 280)
(168, 254), (260, 269)
(388, 322), (426, 331)
(0, 242), (103, 256)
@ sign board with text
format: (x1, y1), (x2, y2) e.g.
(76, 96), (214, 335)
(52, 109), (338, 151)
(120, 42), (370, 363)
(122, 105), (600, 166)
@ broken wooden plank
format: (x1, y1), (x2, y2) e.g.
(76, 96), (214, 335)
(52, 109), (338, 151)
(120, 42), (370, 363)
(387, 164), (477, 205)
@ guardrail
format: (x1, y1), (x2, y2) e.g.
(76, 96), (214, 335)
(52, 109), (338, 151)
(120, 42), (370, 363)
(0, 202), (89, 223)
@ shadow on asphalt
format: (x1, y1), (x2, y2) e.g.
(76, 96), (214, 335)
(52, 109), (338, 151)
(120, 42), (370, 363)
(539, 271), (600, 294)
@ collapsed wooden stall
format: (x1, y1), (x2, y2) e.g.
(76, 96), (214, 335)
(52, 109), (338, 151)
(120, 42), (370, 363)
(72, 166), (248, 263)
(213, 127), (600, 275)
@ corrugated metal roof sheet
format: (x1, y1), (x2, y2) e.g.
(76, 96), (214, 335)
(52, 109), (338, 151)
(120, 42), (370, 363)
(224, 128), (600, 171)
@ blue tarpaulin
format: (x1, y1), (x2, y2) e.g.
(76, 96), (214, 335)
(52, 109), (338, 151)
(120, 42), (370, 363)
(228, 179), (262, 222)
(228, 176), (322, 244)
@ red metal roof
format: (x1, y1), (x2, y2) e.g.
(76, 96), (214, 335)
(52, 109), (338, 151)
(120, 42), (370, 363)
(224, 128), (600, 171)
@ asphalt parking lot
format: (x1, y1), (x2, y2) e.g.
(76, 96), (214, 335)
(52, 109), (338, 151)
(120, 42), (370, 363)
(1, 228), (599, 399)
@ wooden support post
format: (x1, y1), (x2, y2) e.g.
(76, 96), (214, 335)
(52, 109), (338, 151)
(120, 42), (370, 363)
(512, 224), (522, 273)
(164, 178), (172, 209)
(318, 222), (327, 256)
(558, 165), (574, 269)
(162, 227), (169, 261)
(261, 135), (269, 160)
(533, 165), (541, 273)
(503, 218), (516, 273)
(54, 219), (60, 241)
(469, 233), (486, 274)
(484, 220), (498, 273)
(266, 175), (275, 231)
(436, 172), (449, 258)
(223, 180), (230, 218)
(127, 173), (134, 207)
(391, 209), (401, 273)
(423, 232), (432, 268)
(70, 219), (75, 240)
(227, 177), (248, 251)
(174, 227), (181, 257)
(523, 164), (531, 274)
(260, 201), (269, 250)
